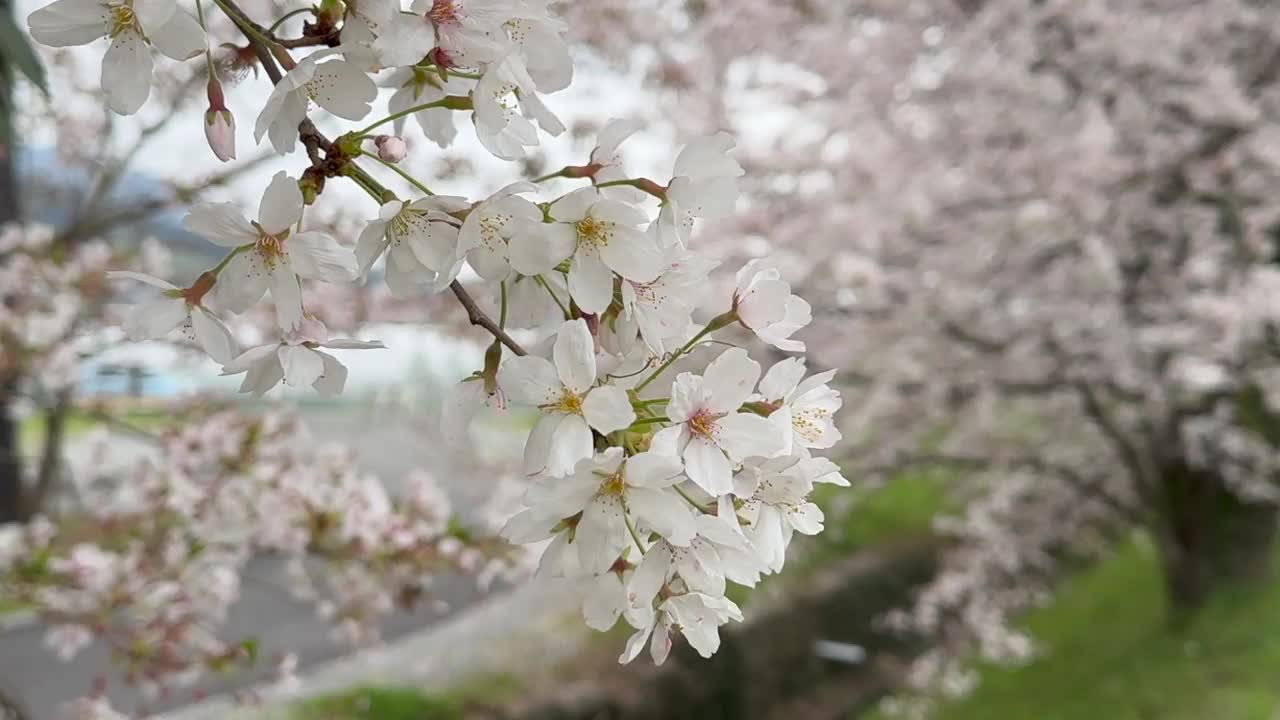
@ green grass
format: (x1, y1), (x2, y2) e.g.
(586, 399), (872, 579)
(19, 408), (170, 453)
(876, 539), (1280, 720)
(287, 686), (462, 720)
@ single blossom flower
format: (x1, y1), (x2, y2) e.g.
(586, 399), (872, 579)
(497, 318), (635, 476)
(355, 195), (470, 297)
(658, 133), (744, 248)
(733, 455), (846, 572)
(755, 358), (843, 452)
(457, 182), (541, 282)
(620, 591), (743, 665)
(28, 0), (206, 114)
(732, 259), (812, 352)
(255, 49), (377, 155)
(380, 68), (469, 148)
(652, 348), (787, 496)
(220, 318), (384, 397)
(509, 187), (663, 314)
(107, 270), (237, 363)
(184, 171), (359, 331)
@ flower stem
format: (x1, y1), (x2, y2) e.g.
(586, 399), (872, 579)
(673, 485), (715, 514)
(359, 149), (435, 196)
(354, 97), (471, 138)
(266, 7), (312, 33)
(627, 415), (670, 430)
(535, 275), (570, 319)
(633, 325), (716, 393)
(209, 245), (251, 276)
(499, 281), (508, 328)
(624, 512), (647, 552)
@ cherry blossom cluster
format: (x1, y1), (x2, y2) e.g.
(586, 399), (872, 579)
(0, 410), (497, 707)
(24, 0), (845, 668)
(0, 224), (171, 392)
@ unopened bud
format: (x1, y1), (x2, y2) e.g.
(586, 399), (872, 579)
(204, 108), (237, 162)
(204, 76), (235, 162)
(374, 135), (408, 163)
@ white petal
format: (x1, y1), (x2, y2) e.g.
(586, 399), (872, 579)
(581, 574), (625, 631)
(522, 412), (560, 477)
(312, 350), (349, 397)
(582, 385), (634, 434)
(497, 356), (561, 406)
(759, 358), (806, 401)
(601, 226), (663, 283)
(549, 188), (598, 223)
(703, 347), (760, 414)
(221, 343), (277, 374)
(101, 30), (152, 115)
(788, 503), (824, 535)
(191, 308), (237, 363)
(628, 544), (671, 610)
(184, 203), (258, 247)
(278, 345), (325, 388)
(27, 0), (106, 48)
(212, 251), (270, 313)
(548, 413), (594, 478)
(321, 338), (386, 350)
(309, 59), (377, 120)
(149, 8), (205, 60)
(289, 231), (358, 282)
(628, 487), (695, 546)
(124, 297), (186, 340)
(441, 380), (484, 445)
(507, 223), (575, 276)
(355, 221), (389, 278)
(132, 0), (176, 31)
(667, 372), (708, 423)
(717, 412), (786, 461)
(568, 251), (614, 315)
(683, 436), (733, 496)
(623, 451), (683, 489)
(258, 171), (303, 236)
(107, 270), (176, 290)
(269, 266), (303, 331)
(575, 494), (627, 575)
(553, 318), (596, 394)
(592, 199), (649, 228)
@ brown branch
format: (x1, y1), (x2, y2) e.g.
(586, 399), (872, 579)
(449, 281), (527, 356)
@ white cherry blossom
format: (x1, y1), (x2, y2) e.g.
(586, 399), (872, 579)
(657, 133), (744, 248)
(732, 259), (812, 352)
(355, 195), (470, 298)
(28, 0), (205, 114)
(185, 172), (358, 331)
(381, 69), (469, 148)
(220, 318), (384, 397)
(756, 358), (843, 452)
(457, 183), (541, 281)
(107, 271), (237, 363)
(652, 348), (786, 495)
(255, 49), (377, 155)
(497, 318), (635, 476)
(509, 187), (663, 314)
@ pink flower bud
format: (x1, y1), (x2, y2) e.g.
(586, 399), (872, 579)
(374, 135), (408, 163)
(204, 108), (236, 162)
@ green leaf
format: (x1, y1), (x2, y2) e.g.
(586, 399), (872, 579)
(0, 11), (47, 96)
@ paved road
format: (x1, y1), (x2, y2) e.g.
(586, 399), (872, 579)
(0, 405), (517, 719)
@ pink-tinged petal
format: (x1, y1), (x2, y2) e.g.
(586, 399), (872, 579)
(759, 358), (807, 401)
(683, 436), (733, 496)
(568, 251), (614, 315)
(547, 413), (594, 478)
(583, 385), (634, 434)
(601, 225), (663, 283)
(623, 451), (684, 489)
(123, 297), (186, 340)
(553, 318), (596, 394)
(311, 350), (349, 397)
(628, 487), (696, 546)
(574, 493), (627, 575)
(497, 355), (561, 406)
(278, 344), (324, 388)
(717, 412), (786, 462)
(106, 271), (176, 290)
(703, 348), (760, 414)
(650, 618), (672, 665)
(190, 308), (237, 363)
(258, 171), (303, 236)
(289, 231), (358, 282)
(269, 266), (303, 332)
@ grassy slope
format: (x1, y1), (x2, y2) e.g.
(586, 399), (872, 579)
(886, 540), (1280, 720)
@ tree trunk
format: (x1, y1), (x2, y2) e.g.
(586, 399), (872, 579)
(1154, 460), (1278, 614)
(0, 0), (23, 526)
